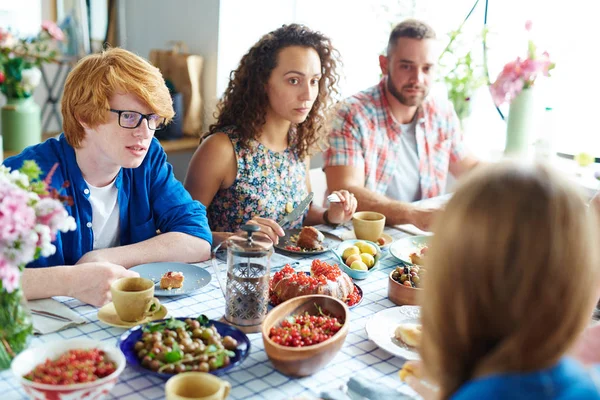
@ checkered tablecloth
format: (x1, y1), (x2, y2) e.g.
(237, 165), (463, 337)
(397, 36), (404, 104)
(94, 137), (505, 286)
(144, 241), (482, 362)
(0, 226), (420, 400)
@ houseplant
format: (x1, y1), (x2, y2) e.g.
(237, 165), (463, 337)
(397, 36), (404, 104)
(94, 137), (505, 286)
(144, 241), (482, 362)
(490, 20), (555, 158)
(437, 27), (487, 123)
(0, 160), (76, 370)
(0, 21), (64, 152)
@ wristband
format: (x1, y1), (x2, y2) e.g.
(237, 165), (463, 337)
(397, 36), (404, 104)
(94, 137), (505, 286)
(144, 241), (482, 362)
(323, 209), (340, 227)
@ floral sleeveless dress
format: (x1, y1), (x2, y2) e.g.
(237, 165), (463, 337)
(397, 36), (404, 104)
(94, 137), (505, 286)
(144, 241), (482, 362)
(208, 127), (308, 232)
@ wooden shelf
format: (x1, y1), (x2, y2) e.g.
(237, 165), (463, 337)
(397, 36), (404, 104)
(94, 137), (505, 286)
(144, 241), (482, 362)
(3, 134), (200, 160)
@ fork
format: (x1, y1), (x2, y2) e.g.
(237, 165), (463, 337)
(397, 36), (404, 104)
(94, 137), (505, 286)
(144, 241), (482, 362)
(327, 193), (342, 203)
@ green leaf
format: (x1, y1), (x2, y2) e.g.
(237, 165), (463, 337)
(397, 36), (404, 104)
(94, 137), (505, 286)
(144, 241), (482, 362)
(164, 343), (182, 363)
(206, 344), (218, 353)
(212, 352), (225, 368)
(144, 321), (166, 333)
(20, 160), (41, 181)
(196, 315), (210, 326)
(165, 318), (186, 330)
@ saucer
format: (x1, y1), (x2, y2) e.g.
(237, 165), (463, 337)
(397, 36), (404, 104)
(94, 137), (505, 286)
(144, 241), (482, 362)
(97, 302), (168, 328)
(339, 230), (394, 250)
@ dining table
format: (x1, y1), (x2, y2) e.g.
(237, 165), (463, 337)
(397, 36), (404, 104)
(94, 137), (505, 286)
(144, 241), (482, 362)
(0, 224), (422, 400)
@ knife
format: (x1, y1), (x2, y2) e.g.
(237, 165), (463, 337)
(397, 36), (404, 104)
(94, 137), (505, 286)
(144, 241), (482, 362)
(30, 309), (73, 323)
(277, 192), (314, 228)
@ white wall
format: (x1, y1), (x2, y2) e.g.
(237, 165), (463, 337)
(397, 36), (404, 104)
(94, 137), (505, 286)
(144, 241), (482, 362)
(121, 0), (220, 132)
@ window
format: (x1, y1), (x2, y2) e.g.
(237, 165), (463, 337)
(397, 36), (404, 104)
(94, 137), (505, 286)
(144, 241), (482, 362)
(217, 0), (598, 158)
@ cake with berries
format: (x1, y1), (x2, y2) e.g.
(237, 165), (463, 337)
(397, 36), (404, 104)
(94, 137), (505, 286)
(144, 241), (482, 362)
(159, 271), (185, 290)
(270, 260), (355, 305)
(296, 226), (325, 250)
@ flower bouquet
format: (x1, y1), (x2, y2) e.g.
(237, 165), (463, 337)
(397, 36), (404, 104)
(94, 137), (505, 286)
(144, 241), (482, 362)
(489, 21), (555, 157)
(0, 160), (76, 370)
(0, 21), (64, 152)
(0, 21), (64, 99)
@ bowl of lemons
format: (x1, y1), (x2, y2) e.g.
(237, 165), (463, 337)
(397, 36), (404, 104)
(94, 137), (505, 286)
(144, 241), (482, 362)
(333, 240), (382, 280)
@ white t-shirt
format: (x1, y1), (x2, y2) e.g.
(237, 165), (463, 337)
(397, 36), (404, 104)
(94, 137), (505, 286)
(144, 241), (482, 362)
(85, 179), (120, 250)
(385, 117), (422, 202)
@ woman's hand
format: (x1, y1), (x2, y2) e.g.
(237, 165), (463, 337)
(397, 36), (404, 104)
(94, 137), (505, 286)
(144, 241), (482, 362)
(401, 361), (440, 400)
(245, 217), (285, 245)
(326, 190), (357, 224)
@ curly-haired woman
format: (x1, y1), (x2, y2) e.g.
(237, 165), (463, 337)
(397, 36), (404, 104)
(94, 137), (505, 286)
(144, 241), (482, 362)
(185, 24), (357, 244)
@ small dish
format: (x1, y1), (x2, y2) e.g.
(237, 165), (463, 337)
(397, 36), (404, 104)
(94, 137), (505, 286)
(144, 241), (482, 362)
(274, 228), (342, 255)
(332, 239), (382, 280)
(365, 306), (420, 360)
(118, 318), (251, 378)
(339, 230), (394, 250)
(389, 235), (430, 265)
(97, 302), (168, 328)
(130, 262), (212, 297)
(388, 270), (421, 306)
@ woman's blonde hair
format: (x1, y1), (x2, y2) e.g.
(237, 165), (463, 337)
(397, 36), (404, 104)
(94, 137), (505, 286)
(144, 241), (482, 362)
(61, 47), (175, 148)
(420, 162), (600, 398)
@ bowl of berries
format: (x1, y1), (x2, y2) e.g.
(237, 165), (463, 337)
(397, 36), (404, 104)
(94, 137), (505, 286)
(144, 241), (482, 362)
(11, 338), (125, 400)
(262, 294), (349, 377)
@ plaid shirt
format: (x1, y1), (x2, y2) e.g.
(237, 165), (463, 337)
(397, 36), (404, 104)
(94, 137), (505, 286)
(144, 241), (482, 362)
(324, 78), (467, 199)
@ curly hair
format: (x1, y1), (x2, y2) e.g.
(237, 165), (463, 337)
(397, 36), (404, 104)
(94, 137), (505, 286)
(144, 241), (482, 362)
(208, 24), (341, 159)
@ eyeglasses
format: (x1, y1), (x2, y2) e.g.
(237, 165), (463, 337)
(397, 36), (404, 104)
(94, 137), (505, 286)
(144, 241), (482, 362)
(109, 109), (167, 131)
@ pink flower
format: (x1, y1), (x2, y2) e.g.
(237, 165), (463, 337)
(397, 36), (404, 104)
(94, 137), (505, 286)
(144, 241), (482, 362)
(0, 258), (19, 293)
(525, 20), (533, 32)
(41, 20), (64, 42)
(489, 23), (555, 107)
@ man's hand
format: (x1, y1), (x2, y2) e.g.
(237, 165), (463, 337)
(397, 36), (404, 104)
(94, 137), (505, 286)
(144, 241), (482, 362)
(408, 206), (440, 231)
(76, 250), (108, 265)
(67, 262), (139, 307)
(326, 190), (358, 224)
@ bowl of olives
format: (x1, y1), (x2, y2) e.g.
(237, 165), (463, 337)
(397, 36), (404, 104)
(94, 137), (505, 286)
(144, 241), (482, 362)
(388, 264), (424, 306)
(118, 316), (250, 378)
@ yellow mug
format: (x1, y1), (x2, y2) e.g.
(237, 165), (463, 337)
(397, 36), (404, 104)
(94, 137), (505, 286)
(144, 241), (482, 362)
(165, 372), (231, 400)
(352, 211), (386, 242)
(110, 277), (161, 322)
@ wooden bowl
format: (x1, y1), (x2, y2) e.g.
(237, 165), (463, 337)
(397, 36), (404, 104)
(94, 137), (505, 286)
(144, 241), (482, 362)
(388, 270), (422, 306)
(262, 294), (349, 377)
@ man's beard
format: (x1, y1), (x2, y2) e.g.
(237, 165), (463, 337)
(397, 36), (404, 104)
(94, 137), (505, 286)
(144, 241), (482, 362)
(387, 73), (428, 107)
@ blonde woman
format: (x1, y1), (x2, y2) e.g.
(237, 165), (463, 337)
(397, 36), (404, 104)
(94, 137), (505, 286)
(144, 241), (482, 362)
(408, 162), (600, 399)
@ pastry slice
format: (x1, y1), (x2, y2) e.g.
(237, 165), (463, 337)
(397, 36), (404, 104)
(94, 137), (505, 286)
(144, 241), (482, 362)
(160, 271), (185, 290)
(394, 323), (422, 348)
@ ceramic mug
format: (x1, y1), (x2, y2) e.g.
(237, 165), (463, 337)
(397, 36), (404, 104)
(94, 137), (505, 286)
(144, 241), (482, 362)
(110, 277), (161, 322)
(165, 372), (231, 400)
(352, 211), (386, 242)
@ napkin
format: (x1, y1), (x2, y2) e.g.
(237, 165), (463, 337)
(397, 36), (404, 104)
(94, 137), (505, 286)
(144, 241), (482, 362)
(320, 377), (413, 400)
(28, 298), (87, 335)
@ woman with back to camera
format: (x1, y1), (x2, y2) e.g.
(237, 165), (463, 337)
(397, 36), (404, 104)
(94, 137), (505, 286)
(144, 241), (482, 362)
(184, 24), (357, 245)
(405, 162), (600, 399)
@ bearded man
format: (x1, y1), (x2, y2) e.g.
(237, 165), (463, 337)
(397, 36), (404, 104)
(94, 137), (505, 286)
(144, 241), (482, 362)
(324, 19), (479, 230)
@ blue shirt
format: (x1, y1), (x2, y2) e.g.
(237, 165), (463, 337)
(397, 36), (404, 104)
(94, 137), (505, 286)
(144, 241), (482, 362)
(452, 358), (600, 399)
(3, 134), (212, 267)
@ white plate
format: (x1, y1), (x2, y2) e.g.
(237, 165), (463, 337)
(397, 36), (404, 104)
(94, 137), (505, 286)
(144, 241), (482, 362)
(388, 235), (430, 265)
(365, 305), (420, 360)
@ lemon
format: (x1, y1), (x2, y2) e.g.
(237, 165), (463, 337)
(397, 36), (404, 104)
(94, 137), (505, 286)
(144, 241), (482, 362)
(575, 152), (595, 167)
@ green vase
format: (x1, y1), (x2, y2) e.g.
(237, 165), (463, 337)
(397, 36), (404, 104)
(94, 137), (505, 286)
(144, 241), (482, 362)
(0, 283), (32, 370)
(504, 88), (538, 159)
(1, 97), (42, 153)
